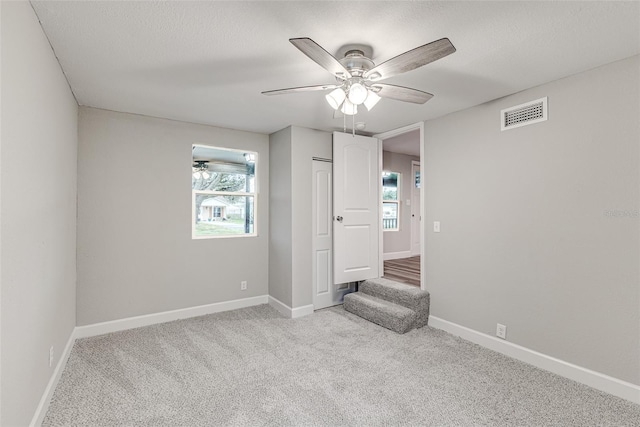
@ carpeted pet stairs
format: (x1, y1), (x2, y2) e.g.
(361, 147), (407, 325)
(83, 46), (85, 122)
(343, 278), (430, 333)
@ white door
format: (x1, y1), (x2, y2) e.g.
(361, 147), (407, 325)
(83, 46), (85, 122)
(312, 160), (347, 309)
(333, 132), (380, 284)
(411, 161), (421, 256)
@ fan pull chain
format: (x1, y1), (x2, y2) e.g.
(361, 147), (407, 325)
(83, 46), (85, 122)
(343, 110), (346, 133)
(352, 113), (355, 137)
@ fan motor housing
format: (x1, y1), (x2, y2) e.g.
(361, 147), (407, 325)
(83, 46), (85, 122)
(339, 49), (375, 77)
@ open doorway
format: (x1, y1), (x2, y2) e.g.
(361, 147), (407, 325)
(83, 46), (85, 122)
(374, 124), (424, 289)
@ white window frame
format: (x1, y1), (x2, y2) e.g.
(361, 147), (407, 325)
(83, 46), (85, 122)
(192, 144), (258, 239)
(382, 171), (400, 232)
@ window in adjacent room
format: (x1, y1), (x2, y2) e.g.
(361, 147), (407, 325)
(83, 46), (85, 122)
(382, 171), (400, 231)
(192, 145), (257, 238)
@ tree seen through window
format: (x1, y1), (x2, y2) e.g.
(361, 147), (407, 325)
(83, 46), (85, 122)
(192, 146), (257, 238)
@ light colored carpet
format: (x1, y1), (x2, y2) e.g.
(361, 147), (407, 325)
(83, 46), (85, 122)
(44, 305), (640, 426)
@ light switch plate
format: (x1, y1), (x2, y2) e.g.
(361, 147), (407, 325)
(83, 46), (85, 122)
(433, 221), (440, 232)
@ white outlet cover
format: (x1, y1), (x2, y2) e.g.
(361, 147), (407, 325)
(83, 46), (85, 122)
(496, 324), (507, 339)
(433, 221), (441, 232)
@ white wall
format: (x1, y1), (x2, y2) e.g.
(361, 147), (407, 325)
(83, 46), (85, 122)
(269, 127), (293, 307)
(1, 2), (78, 425)
(382, 151), (419, 257)
(77, 107), (269, 325)
(268, 126), (332, 310)
(291, 126), (332, 308)
(424, 55), (640, 385)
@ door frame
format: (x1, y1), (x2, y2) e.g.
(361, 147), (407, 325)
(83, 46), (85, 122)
(373, 122), (425, 291)
(410, 160), (421, 256)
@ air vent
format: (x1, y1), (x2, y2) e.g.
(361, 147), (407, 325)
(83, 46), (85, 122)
(501, 97), (548, 131)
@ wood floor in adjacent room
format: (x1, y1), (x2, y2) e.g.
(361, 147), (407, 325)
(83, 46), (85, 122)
(383, 255), (420, 287)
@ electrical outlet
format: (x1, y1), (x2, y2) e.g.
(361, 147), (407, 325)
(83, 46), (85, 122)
(240, 280), (247, 291)
(496, 323), (507, 340)
(433, 221), (441, 233)
(49, 346), (54, 368)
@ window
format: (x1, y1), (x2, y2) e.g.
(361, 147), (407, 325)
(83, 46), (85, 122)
(192, 145), (257, 238)
(382, 171), (400, 231)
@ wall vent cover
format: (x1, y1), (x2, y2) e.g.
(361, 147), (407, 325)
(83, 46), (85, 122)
(501, 97), (548, 131)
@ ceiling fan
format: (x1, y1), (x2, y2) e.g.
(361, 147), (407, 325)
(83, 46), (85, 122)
(262, 37), (456, 116)
(192, 160), (210, 179)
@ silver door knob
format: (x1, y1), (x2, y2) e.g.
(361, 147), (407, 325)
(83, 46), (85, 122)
(336, 216), (343, 222)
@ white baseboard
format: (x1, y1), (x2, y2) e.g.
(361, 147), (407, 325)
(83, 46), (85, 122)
(291, 304), (314, 318)
(383, 251), (412, 261)
(429, 316), (640, 404)
(75, 295), (269, 339)
(268, 296), (291, 317)
(268, 296), (314, 319)
(30, 329), (76, 427)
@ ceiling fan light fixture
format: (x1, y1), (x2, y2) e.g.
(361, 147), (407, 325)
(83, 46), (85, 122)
(364, 90), (381, 111)
(265, 37), (457, 119)
(325, 88), (346, 110)
(341, 99), (358, 116)
(347, 81), (368, 105)
(193, 161), (209, 179)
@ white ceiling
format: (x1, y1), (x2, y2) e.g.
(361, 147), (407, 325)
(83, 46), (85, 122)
(31, 1), (640, 136)
(383, 129), (420, 157)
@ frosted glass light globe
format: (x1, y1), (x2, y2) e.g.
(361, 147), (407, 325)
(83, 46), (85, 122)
(325, 88), (346, 110)
(364, 91), (381, 111)
(348, 82), (368, 105)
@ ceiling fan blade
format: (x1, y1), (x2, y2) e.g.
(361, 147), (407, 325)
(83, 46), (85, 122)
(372, 84), (434, 104)
(262, 84), (338, 96)
(365, 38), (456, 81)
(290, 38), (352, 80)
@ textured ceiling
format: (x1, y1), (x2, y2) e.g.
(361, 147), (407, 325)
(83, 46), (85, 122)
(31, 1), (640, 136)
